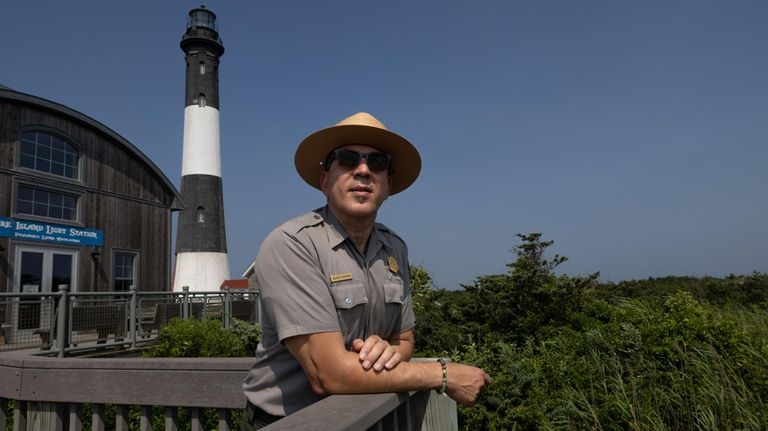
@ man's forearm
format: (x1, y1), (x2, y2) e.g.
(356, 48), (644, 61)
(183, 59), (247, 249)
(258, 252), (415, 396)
(286, 331), (490, 406)
(306, 344), (440, 395)
(287, 332), (434, 395)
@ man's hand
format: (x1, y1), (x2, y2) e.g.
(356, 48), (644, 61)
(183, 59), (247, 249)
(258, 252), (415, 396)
(352, 335), (403, 371)
(444, 363), (492, 406)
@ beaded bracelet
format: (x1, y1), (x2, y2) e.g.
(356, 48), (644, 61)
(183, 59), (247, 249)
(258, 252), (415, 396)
(436, 358), (447, 395)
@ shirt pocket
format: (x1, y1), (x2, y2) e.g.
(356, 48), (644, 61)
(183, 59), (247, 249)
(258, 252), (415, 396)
(329, 281), (369, 310)
(381, 278), (405, 337)
(383, 279), (405, 305)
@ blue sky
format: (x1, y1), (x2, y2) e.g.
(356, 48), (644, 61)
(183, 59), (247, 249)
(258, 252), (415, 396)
(3, 1), (766, 289)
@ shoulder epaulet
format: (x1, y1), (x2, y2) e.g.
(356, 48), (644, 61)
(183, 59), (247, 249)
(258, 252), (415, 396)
(282, 209), (325, 235)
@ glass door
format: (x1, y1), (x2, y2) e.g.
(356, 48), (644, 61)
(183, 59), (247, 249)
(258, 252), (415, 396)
(9, 245), (77, 343)
(17, 250), (44, 330)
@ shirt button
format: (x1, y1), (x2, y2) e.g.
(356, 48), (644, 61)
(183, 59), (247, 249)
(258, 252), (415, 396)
(400, 296), (405, 301)
(345, 298), (352, 304)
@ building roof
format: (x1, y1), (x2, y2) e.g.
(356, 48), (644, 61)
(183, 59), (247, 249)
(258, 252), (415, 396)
(0, 86), (184, 210)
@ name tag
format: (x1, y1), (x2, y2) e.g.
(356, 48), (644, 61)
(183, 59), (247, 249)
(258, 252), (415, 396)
(330, 272), (354, 283)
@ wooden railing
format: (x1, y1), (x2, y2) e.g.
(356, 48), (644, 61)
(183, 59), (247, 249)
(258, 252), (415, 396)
(0, 353), (456, 431)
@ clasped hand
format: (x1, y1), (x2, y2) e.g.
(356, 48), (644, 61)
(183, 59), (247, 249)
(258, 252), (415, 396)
(352, 335), (402, 372)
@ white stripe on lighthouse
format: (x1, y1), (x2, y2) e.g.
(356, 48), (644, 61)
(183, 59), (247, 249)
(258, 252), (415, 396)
(172, 252), (231, 293)
(182, 105), (221, 177)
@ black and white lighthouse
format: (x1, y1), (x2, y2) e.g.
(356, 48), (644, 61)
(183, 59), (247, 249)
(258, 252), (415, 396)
(173, 5), (230, 292)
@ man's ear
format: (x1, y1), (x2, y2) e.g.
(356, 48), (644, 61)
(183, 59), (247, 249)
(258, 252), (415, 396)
(320, 171), (329, 195)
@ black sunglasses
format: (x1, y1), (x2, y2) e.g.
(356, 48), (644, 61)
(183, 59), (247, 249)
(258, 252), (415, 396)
(324, 149), (392, 173)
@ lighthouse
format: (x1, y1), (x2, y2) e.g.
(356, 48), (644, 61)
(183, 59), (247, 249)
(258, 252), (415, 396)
(172, 5), (230, 292)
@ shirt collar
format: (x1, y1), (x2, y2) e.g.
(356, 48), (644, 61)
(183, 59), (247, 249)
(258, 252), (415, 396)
(319, 206), (392, 254)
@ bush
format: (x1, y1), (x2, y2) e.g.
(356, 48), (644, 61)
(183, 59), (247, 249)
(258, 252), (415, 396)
(459, 233), (598, 345)
(410, 235), (768, 430)
(449, 295), (768, 430)
(144, 317), (260, 358)
(140, 317), (261, 429)
(228, 317), (262, 355)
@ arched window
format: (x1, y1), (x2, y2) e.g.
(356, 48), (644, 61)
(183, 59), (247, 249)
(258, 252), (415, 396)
(197, 94), (206, 107)
(199, 62), (206, 75)
(197, 207), (205, 223)
(20, 131), (80, 179)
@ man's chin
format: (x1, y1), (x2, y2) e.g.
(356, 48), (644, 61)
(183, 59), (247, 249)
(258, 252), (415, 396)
(343, 201), (379, 216)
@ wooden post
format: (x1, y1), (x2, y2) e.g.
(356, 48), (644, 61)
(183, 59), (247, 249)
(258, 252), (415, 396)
(223, 288), (231, 329)
(190, 407), (203, 431)
(182, 287), (190, 319)
(218, 409), (231, 431)
(139, 405), (152, 431)
(419, 391), (457, 431)
(26, 401), (64, 431)
(92, 404), (105, 431)
(165, 406), (178, 431)
(13, 400), (27, 431)
(68, 403), (83, 431)
(115, 404), (129, 431)
(56, 285), (69, 358)
(0, 398), (7, 431)
(129, 285), (138, 349)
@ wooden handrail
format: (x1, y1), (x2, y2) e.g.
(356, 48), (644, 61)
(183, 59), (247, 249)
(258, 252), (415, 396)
(0, 353), (251, 408)
(0, 353), (457, 431)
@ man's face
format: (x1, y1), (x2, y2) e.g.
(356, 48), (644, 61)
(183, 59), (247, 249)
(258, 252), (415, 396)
(320, 144), (392, 221)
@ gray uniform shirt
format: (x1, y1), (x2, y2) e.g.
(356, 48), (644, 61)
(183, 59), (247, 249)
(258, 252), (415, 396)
(242, 206), (416, 416)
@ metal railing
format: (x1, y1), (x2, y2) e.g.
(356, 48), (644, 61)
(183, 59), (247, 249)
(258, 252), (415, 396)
(0, 354), (456, 431)
(0, 287), (260, 356)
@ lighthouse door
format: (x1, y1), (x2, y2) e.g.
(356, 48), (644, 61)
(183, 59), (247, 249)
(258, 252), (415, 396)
(8, 245), (77, 344)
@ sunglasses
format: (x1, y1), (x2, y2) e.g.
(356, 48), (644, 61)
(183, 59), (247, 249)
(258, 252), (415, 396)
(325, 148), (392, 173)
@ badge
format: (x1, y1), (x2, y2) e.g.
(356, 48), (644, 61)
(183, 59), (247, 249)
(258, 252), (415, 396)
(330, 272), (354, 283)
(387, 256), (399, 273)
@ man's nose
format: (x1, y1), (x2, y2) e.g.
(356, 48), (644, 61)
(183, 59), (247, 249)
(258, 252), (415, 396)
(352, 158), (372, 176)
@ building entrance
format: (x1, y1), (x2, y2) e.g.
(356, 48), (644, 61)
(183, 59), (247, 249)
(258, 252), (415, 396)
(7, 245), (78, 342)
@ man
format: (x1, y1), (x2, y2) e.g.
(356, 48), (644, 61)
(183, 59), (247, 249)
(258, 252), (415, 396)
(242, 112), (491, 429)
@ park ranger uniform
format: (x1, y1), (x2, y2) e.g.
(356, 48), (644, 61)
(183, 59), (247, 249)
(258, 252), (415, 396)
(242, 205), (416, 417)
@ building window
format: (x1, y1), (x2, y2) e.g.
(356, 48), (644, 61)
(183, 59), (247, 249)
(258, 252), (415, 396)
(198, 94), (206, 107)
(199, 62), (206, 75)
(113, 252), (137, 292)
(20, 132), (80, 179)
(16, 185), (78, 221)
(197, 206), (205, 223)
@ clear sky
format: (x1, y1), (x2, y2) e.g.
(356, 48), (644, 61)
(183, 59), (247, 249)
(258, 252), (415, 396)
(3, 1), (766, 289)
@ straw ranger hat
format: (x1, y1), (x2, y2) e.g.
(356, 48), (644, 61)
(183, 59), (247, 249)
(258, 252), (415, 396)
(294, 112), (421, 195)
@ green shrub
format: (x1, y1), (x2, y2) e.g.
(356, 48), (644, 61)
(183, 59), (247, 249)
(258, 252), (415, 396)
(447, 295), (768, 430)
(139, 317), (261, 429)
(228, 317), (262, 355)
(411, 235), (768, 430)
(144, 317), (258, 358)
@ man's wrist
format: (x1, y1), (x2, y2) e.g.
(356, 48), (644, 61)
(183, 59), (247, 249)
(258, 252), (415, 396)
(436, 358), (448, 395)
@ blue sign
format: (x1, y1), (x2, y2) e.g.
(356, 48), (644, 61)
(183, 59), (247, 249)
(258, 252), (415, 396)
(0, 216), (103, 247)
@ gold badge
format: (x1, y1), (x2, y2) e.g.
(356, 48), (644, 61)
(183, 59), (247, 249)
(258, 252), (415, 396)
(330, 272), (354, 283)
(387, 256), (399, 273)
